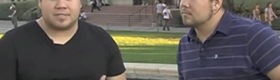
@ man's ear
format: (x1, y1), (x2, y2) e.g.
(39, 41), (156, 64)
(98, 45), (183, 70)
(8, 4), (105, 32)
(80, 1), (83, 9)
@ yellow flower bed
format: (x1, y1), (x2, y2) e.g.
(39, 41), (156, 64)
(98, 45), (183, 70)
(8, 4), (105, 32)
(112, 36), (180, 46)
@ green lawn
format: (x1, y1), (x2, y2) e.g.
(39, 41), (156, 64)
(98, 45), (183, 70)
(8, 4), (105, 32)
(109, 31), (184, 64)
(0, 31), (184, 64)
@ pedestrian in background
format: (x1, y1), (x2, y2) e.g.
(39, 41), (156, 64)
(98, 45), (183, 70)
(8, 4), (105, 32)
(90, 0), (101, 12)
(264, 2), (278, 26)
(156, 0), (166, 26)
(252, 4), (261, 20)
(9, 2), (17, 28)
(162, 6), (172, 31)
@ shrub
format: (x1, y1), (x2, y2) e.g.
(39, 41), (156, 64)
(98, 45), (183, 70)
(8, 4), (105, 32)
(0, 1), (37, 21)
(21, 7), (40, 21)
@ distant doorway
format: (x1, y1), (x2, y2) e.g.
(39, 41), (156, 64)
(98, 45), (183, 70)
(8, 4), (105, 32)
(133, 0), (143, 5)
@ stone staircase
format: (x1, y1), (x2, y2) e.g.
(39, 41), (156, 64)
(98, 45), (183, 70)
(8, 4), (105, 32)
(82, 5), (155, 27)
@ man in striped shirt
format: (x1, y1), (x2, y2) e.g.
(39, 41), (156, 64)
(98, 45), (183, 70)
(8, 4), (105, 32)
(177, 0), (280, 80)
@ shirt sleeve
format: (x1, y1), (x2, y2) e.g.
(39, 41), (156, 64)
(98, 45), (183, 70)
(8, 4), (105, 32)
(247, 23), (280, 74)
(101, 29), (126, 77)
(177, 38), (185, 80)
(0, 32), (17, 80)
(177, 53), (184, 80)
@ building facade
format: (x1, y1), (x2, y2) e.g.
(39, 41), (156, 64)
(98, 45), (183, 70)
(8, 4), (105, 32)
(82, 0), (180, 6)
(1, 0), (29, 3)
(0, 0), (179, 6)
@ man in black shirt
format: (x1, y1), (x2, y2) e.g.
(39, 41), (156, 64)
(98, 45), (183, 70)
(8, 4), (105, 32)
(0, 0), (126, 80)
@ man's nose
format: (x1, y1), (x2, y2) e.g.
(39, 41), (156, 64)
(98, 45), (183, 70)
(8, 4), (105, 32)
(55, 0), (67, 9)
(180, 0), (190, 8)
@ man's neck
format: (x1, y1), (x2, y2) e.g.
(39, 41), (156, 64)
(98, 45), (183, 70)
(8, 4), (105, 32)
(36, 18), (78, 43)
(195, 10), (225, 42)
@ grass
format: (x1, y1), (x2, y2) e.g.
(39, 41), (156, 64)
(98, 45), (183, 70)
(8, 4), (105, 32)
(109, 31), (184, 64)
(0, 31), (184, 64)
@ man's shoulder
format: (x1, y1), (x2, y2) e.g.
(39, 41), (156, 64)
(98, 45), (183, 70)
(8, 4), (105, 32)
(179, 33), (190, 42)
(4, 21), (39, 39)
(230, 17), (273, 36)
(79, 21), (105, 31)
(230, 16), (268, 29)
(79, 21), (115, 44)
(79, 21), (109, 36)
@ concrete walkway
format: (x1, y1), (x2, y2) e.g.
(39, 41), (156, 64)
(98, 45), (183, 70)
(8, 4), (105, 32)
(2, 20), (280, 34)
(125, 63), (178, 80)
(0, 20), (189, 33)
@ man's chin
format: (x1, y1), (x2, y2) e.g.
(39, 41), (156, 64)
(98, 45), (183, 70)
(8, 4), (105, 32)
(183, 22), (196, 27)
(50, 24), (73, 31)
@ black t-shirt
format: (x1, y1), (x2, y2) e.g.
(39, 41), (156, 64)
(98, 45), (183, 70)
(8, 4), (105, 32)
(0, 21), (125, 80)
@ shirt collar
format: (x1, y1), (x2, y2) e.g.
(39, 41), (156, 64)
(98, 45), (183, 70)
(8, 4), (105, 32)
(187, 10), (234, 41)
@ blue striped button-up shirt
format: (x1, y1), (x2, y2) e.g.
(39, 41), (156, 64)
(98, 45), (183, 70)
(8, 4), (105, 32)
(177, 11), (280, 80)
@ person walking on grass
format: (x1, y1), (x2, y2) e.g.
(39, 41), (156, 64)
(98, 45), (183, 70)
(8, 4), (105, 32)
(162, 6), (173, 31)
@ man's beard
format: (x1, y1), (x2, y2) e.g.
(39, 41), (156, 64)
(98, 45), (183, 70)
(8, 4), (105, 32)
(182, 10), (213, 28)
(182, 4), (217, 28)
(44, 19), (77, 31)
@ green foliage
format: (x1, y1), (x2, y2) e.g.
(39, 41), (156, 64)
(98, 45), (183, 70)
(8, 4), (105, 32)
(233, 0), (280, 9)
(228, 0), (280, 29)
(0, 2), (12, 20)
(233, 0), (280, 14)
(0, 1), (37, 21)
(108, 31), (183, 64)
(21, 7), (40, 21)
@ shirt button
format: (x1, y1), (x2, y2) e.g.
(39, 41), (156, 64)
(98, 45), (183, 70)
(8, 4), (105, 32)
(200, 48), (204, 51)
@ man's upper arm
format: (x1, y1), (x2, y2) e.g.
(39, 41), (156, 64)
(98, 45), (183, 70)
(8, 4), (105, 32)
(177, 36), (188, 80)
(99, 28), (126, 79)
(247, 23), (280, 79)
(0, 32), (17, 80)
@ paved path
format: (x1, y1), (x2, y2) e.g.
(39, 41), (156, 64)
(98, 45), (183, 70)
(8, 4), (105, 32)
(0, 21), (189, 33)
(2, 21), (280, 35)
